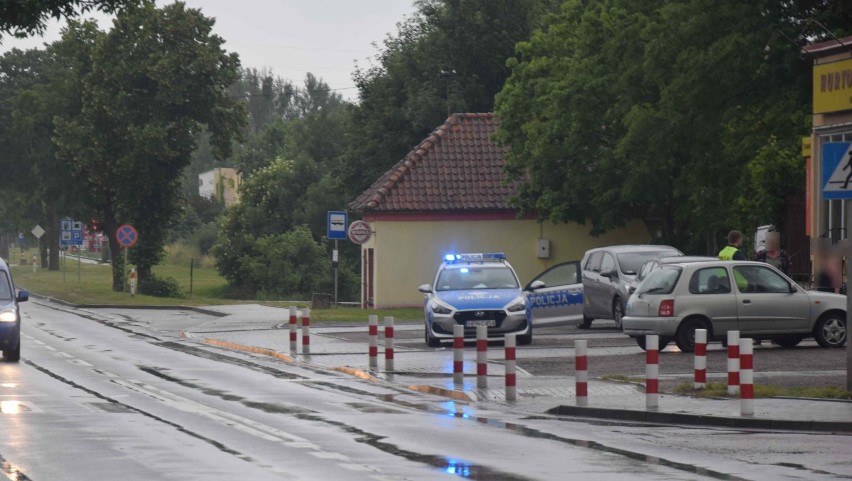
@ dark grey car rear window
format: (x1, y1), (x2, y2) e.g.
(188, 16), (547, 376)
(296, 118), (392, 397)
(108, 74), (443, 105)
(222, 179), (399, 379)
(0, 272), (11, 301)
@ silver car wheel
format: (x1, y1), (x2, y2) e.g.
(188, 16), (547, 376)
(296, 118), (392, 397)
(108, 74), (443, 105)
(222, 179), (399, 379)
(820, 317), (846, 346)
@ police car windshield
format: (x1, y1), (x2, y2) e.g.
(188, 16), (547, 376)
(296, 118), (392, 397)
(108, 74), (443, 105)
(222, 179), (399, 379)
(618, 250), (680, 275)
(0, 273), (11, 301)
(436, 266), (519, 291)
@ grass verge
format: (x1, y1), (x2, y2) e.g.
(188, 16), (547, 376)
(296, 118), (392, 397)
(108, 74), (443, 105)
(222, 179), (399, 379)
(261, 303), (423, 322)
(9, 254), (422, 322)
(673, 382), (852, 400)
(10, 257), (231, 306)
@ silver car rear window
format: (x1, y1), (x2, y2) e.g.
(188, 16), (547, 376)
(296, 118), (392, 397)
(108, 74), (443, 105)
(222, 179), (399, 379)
(635, 266), (681, 296)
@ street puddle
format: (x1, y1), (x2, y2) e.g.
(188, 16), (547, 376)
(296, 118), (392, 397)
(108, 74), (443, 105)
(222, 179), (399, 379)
(293, 412), (533, 481)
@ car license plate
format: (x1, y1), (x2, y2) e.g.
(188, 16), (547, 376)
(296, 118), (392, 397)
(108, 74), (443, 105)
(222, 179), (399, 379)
(465, 320), (496, 327)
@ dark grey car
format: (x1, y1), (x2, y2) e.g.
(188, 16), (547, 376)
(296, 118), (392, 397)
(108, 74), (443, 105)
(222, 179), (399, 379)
(0, 257), (28, 362)
(580, 245), (682, 329)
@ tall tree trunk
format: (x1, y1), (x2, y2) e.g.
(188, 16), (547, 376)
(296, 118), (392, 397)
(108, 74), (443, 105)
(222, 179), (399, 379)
(47, 202), (60, 271)
(101, 204), (124, 292)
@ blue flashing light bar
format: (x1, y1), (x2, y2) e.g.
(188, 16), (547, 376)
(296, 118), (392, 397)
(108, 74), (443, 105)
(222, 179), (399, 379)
(443, 252), (506, 263)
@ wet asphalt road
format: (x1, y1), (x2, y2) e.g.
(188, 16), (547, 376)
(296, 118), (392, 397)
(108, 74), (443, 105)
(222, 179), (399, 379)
(0, 301), (848, 480)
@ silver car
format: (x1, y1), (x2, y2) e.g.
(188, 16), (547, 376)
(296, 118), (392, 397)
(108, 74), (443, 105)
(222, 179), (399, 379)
(580, 245), (682, 329)
(623, 260), (848, 352)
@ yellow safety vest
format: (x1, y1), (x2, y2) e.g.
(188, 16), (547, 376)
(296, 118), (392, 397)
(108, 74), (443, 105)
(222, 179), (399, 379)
(718, 245), (739, 261)
(718, 246), (747, 290)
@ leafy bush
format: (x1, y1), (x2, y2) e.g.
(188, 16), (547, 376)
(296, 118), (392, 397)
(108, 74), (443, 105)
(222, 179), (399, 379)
(191, 221), (220, 255)
(139, 273), (185, 298)
(214, 225), (331, 299)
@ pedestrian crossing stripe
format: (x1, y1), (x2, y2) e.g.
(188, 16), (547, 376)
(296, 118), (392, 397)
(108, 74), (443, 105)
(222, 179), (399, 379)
(822, 142), (852, 199)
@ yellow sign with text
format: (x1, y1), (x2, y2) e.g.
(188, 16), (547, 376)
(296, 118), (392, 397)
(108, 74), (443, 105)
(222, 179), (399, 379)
(814, 58), (852, 114)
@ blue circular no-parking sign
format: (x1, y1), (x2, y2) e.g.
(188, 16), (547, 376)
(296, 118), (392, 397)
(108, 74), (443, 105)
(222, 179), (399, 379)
(116, 224), (139, 248)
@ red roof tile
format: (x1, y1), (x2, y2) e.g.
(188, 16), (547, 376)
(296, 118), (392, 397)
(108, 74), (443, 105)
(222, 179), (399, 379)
(350, 113), (517, 212)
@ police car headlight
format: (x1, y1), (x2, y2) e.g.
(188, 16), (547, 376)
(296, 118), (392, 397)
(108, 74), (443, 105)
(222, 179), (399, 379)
(0, 310), (17, 323)
(431, 300), (453, 315)
(506, 297), (527, 312)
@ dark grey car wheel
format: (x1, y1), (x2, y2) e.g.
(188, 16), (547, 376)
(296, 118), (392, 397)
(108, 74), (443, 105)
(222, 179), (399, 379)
(612, 298), (624, 330)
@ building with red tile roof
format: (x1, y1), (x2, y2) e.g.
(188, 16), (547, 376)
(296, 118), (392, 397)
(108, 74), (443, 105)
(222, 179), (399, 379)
(350, 113), (648, 308)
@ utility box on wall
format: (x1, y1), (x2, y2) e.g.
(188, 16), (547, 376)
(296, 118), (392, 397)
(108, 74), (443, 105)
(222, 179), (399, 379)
(537, 238), (551, 259)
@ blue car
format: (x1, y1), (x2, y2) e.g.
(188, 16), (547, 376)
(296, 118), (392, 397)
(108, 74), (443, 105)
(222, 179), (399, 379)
(0, 258), (28, 362)
(419, 253), (531, 347)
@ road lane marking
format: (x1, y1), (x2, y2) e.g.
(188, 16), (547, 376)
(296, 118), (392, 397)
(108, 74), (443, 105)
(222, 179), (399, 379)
(110, 379), (321, 449)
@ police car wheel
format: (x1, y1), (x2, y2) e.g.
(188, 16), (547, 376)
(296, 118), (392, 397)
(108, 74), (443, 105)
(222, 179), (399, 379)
(518, 329), (533, 346)
(424, 325), (441, 347)
(579, 315), (593, 329)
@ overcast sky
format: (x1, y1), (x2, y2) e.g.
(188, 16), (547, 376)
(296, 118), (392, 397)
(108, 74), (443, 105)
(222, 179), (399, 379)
(0, 0), (418, 100)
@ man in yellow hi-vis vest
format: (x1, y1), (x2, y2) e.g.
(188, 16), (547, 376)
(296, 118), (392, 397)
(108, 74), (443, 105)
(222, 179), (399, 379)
(719, 230), (748, 290)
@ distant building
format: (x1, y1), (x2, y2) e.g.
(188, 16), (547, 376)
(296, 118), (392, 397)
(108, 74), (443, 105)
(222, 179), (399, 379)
(350, 113), (649, 308)
(198, 168), (241, 206)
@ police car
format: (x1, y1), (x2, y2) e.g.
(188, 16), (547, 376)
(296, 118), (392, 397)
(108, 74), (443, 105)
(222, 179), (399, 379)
(0, 257), (28, 362)
(419, 253), (531, 347)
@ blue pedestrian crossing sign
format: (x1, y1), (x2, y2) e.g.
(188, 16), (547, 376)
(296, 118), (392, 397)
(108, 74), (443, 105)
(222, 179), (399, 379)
(822, 142), (852, 199)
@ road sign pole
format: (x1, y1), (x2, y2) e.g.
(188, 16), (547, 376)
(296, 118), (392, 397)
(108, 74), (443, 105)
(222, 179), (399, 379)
(845, 218), (852, 391)
(123, 247), (128, 293)
(334, 239), (339, 306)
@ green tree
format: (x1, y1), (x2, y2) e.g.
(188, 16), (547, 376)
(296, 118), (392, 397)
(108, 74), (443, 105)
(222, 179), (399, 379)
(342, 0), (558, 200)
(0, 0), (138, 38)
(0, 21), (100, 269)
(54, 1), (245, 290)
(495, 0), (843, 252)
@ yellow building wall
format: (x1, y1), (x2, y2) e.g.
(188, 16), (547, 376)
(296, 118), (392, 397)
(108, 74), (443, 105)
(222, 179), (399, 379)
(214, 168), (241, 207)
(362, 218), (650, 307)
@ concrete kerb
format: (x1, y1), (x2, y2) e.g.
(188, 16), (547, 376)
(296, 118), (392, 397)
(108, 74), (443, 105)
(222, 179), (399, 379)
(27, 292), (228, 317)
(546, 404), (852, 433)
(198, 335), (474, 400)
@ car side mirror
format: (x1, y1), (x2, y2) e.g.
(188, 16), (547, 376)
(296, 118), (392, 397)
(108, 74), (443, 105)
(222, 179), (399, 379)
(16, 290), (28, 302)
(628, 286), (636, 295)
(789, 283), (797, 293)
(529, 280), (546, 290)
(418, 284), (433, 294)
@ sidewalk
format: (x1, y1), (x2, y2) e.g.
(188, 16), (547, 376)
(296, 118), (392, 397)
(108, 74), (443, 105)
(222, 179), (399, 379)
(182, 305), (852, 434)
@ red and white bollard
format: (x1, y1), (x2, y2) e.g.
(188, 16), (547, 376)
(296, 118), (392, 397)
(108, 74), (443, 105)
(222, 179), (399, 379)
(575, 340), (588, 407)
(289, 306), (298, 352)
(368, 314), (378, 369)
(694, 329), (707, 389)
(384, 316), (395, 372)
(645, 335), (659, 410)
(32, 255), (37, 273)
(301, 308), (311, 354)
(727, 330), (740, 395)
(505, 334), (517, 401)
(453, 325), (464, 385)
(476, 325), (488, 389)
(739, 339), (754, 416)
